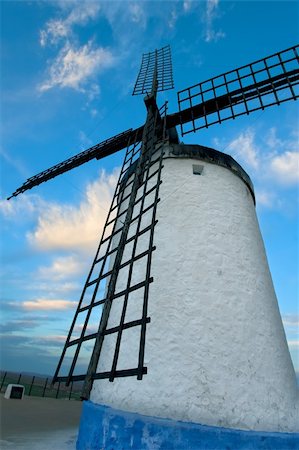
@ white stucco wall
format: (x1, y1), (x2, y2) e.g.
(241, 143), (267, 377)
(91, 145), (298, 432)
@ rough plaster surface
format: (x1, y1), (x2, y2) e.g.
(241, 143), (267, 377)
(91, 145), (299, 432)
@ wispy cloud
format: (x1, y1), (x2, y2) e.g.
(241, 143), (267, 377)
(26, 281), (81, 296)
(265, 127), (284, 149)
(168, 8), (178, 29)
(204, 0), (225, 43)
(0, 193), (47, 219)
(38, 335), (67, 347)
(215, 126), (299, 183)
(214, 125), (298, 211)
(0, 320), (40, 333)
(74, 323), (98, 335)
(129, 2), (146, 27)
(22, 299), (77, 311)
(270, 151), (299, 186)
(27, 169), (118, 252)
(2, 277), (82, 298)
(283, 314), (299, 351)
(90, 108), (98, 118)
(183, 1), (193, 13)
(264, 127), (299, 186)
(283, 314), (299, 328)
(39, 2), (115, 96)
(217, 128), (259, 170)
(288, 340), (299, 348)
(38, 255), (85, 280)
(255, 190), (278, 209)
(39, 41), (115, 93)
(40, 18), (69, 47)
(40, 2), (101, 47)
(97, 1), (146, 33)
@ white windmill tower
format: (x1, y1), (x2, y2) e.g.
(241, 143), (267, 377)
(8, 45), (299, 449)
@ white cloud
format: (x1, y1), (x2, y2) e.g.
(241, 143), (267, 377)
(87, 83), (100, 101)
(255, 190), (276, 208)
(2, 170), (119, 303)
(40, 2), (101, 47)
(129, 3), (146, 26)
(282, 314), (299, 328)
(74, 323), (98, 335)
(265, 127), (284, 149)
(183, 1), (192, 12)
(39, 335), (67, 346)
(66, 1), (100, 26)
(225, 129), (259, 170)
(23, 280), (81, 296)
(90, 108), (98, 118)
(98, 1), (145, 31)
(22, 299), (77, 311)
(214, 126), (298, 213)
(38, 3), (114, 96)
(270, 151), (299, 186)
(0, 193), (47, 220)
(205, 0), (225, 43)
(168, 8), (178, 29)
(40, 19), (68, 47)
(283, 315), (299, 361)
(217, 127), (299, 183)
(27, 169), (118, 253)
(38, 255), (84, 280)
(39, 41), (115, 92)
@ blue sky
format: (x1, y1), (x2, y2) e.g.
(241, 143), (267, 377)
(0, 0), (298, 377)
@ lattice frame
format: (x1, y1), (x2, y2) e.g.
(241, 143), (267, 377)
(133, 45), (174, 96)
(53, 103), (168, 394)
(177, 45), (299, 135)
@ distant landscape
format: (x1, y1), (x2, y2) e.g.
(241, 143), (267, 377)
(0, 370), (82, 400)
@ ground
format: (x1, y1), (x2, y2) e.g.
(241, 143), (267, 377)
(0, 394), (82, 450)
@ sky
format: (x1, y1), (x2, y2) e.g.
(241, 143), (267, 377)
(0, 0), (298, 378)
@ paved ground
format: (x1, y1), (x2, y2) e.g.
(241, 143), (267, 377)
(0, 394), (82, 449)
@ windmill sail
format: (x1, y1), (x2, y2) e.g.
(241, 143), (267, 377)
(53, 44), (172, 399)
(133, 45), (174, 96)
(7, 128), (141, 199)
(53, 102), (168, 397)
(169, 44), (299, 134)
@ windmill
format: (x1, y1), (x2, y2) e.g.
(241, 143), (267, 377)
(8, 45), (299, 442)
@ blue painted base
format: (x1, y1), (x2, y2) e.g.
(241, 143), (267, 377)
(77, 401), (299, 450)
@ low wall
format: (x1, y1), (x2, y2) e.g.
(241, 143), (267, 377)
(77, 401), (299, 450)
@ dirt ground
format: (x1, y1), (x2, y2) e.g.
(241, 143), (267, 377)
(0, 394), (82, 449)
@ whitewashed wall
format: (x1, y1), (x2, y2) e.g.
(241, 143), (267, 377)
(91, 145), (298, 432)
